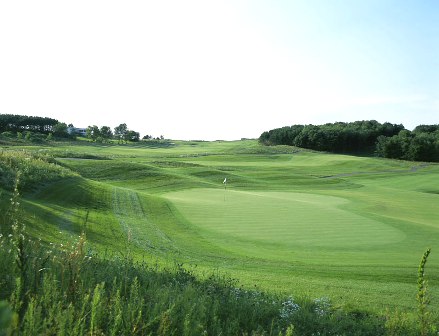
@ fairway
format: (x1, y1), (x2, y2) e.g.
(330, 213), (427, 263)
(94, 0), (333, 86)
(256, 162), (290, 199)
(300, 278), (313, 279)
(165, 189), (405, 252)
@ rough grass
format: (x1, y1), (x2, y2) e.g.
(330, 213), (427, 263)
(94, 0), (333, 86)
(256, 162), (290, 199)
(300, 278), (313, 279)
(0, 231), (400, 335)
(0, 149), (76, 190)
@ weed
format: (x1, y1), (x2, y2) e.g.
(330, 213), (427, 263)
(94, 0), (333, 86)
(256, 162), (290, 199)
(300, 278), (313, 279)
(417, 248), (436, 336)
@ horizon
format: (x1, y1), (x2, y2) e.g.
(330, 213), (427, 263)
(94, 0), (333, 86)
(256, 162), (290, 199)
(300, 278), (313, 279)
(1, 1), (438, 140)
(0, 112), (433, 141)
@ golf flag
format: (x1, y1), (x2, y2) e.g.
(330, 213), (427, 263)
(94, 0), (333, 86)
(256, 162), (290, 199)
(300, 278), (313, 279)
(223, 178), (227, 184)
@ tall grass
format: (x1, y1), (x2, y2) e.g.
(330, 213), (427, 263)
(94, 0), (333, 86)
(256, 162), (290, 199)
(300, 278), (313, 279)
(0, 236), (393, 335)
(0, 149), (76, 191)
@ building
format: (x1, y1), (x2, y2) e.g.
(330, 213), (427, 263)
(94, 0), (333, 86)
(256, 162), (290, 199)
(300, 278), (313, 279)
(67, 127), (87, 137)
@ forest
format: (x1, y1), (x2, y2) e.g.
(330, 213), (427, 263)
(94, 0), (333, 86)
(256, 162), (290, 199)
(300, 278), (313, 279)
(0, 114), (59, 134)
(259, 121), (439, 162)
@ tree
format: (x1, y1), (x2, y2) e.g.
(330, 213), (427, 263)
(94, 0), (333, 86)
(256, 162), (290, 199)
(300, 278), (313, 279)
(52, 122), (68, 138)
(125, 130), (140, 142)
(406, 133), (437, 161)
(380, 135), (405, 159)
(100, 126), (113, 142)
(25, 131), (31, 141)
(114, 123), (128, 143)
(86, 125), (101, 142)
(376, 129), (439, 162)
(413, 124), (439, 134)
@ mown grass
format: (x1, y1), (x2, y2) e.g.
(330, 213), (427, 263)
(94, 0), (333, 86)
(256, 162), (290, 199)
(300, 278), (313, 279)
(1, 139), (439, 334)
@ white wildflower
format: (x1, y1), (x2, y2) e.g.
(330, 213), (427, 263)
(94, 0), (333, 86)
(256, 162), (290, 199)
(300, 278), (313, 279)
(313, 297), (331, 317)
(280, 296), (300, 320)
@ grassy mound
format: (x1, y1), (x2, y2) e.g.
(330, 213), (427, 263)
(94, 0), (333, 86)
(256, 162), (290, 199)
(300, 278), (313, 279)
(0, 149), (76, 191)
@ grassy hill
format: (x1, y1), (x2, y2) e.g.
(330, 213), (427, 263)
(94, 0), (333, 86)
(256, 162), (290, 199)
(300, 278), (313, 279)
(1, 139), (438, 334)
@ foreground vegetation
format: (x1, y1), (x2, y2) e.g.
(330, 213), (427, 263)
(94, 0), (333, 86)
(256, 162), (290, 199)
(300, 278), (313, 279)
(1, 139), (438, 334)
(0, 226), (397, 335)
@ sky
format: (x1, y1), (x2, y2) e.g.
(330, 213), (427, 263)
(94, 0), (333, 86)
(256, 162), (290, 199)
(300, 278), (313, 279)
(0, 1), (438, 140)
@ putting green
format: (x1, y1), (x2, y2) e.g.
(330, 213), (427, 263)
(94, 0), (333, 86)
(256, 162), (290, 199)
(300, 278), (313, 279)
(164, 188), (405, 251)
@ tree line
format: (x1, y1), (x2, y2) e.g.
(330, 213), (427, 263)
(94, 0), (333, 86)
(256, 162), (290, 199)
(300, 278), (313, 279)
(0, 114), (72, 142)
(376, 125), (439, 162)
(259, 120), (439, 162)
(84, 124), (165, 143)
(0, 114), (164, 144)
(0, 114), (60, 134)
(85, 123), (140, 143)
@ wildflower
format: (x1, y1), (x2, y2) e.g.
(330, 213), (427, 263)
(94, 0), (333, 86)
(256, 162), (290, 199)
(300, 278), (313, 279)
(280, 297), (300, 320)
(314, 297), (331, 317)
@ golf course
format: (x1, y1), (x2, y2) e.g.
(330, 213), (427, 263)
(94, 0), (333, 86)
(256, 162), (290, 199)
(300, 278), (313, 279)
(1, 138), (438, 334)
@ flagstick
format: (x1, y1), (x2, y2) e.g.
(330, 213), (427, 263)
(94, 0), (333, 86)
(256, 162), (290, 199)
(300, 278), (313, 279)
(223, 177), (227, 202)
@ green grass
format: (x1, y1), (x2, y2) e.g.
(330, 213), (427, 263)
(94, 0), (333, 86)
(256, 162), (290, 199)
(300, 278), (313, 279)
(164, 189), (405, 250)
(2, 139), (439, 317)
(1, 230), (393, 335)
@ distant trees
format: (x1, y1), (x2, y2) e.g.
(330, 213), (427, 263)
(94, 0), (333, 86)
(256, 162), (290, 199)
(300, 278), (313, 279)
(100, 126), (113, 141)
(86, 125), (100, 142)
(260, 121), (439, 162)
(113, 123), (141, 143)
(260, 120), (404, 153)
(52, 122), (69, 138)
(0, 114), (163, 145)
(376, 126), (439, 162)
(142, 135), (165, 141)
(0, 114), (73, 142)
(125, 130), (140, 142)
(114, 123), (128, 143)
(0, 114), (59, 134)
(86, 125), (114, 143)
(84, 123), (141, 143)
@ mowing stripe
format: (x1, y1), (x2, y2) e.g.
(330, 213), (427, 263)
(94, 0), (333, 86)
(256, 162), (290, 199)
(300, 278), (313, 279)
(112, 187), (174, 252)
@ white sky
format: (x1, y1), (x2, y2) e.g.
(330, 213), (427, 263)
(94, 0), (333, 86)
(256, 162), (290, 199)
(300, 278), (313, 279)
(0, 1), (438, 140)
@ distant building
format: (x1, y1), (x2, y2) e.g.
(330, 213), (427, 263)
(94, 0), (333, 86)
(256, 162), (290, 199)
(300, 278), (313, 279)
(67, 127), (87, 137)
